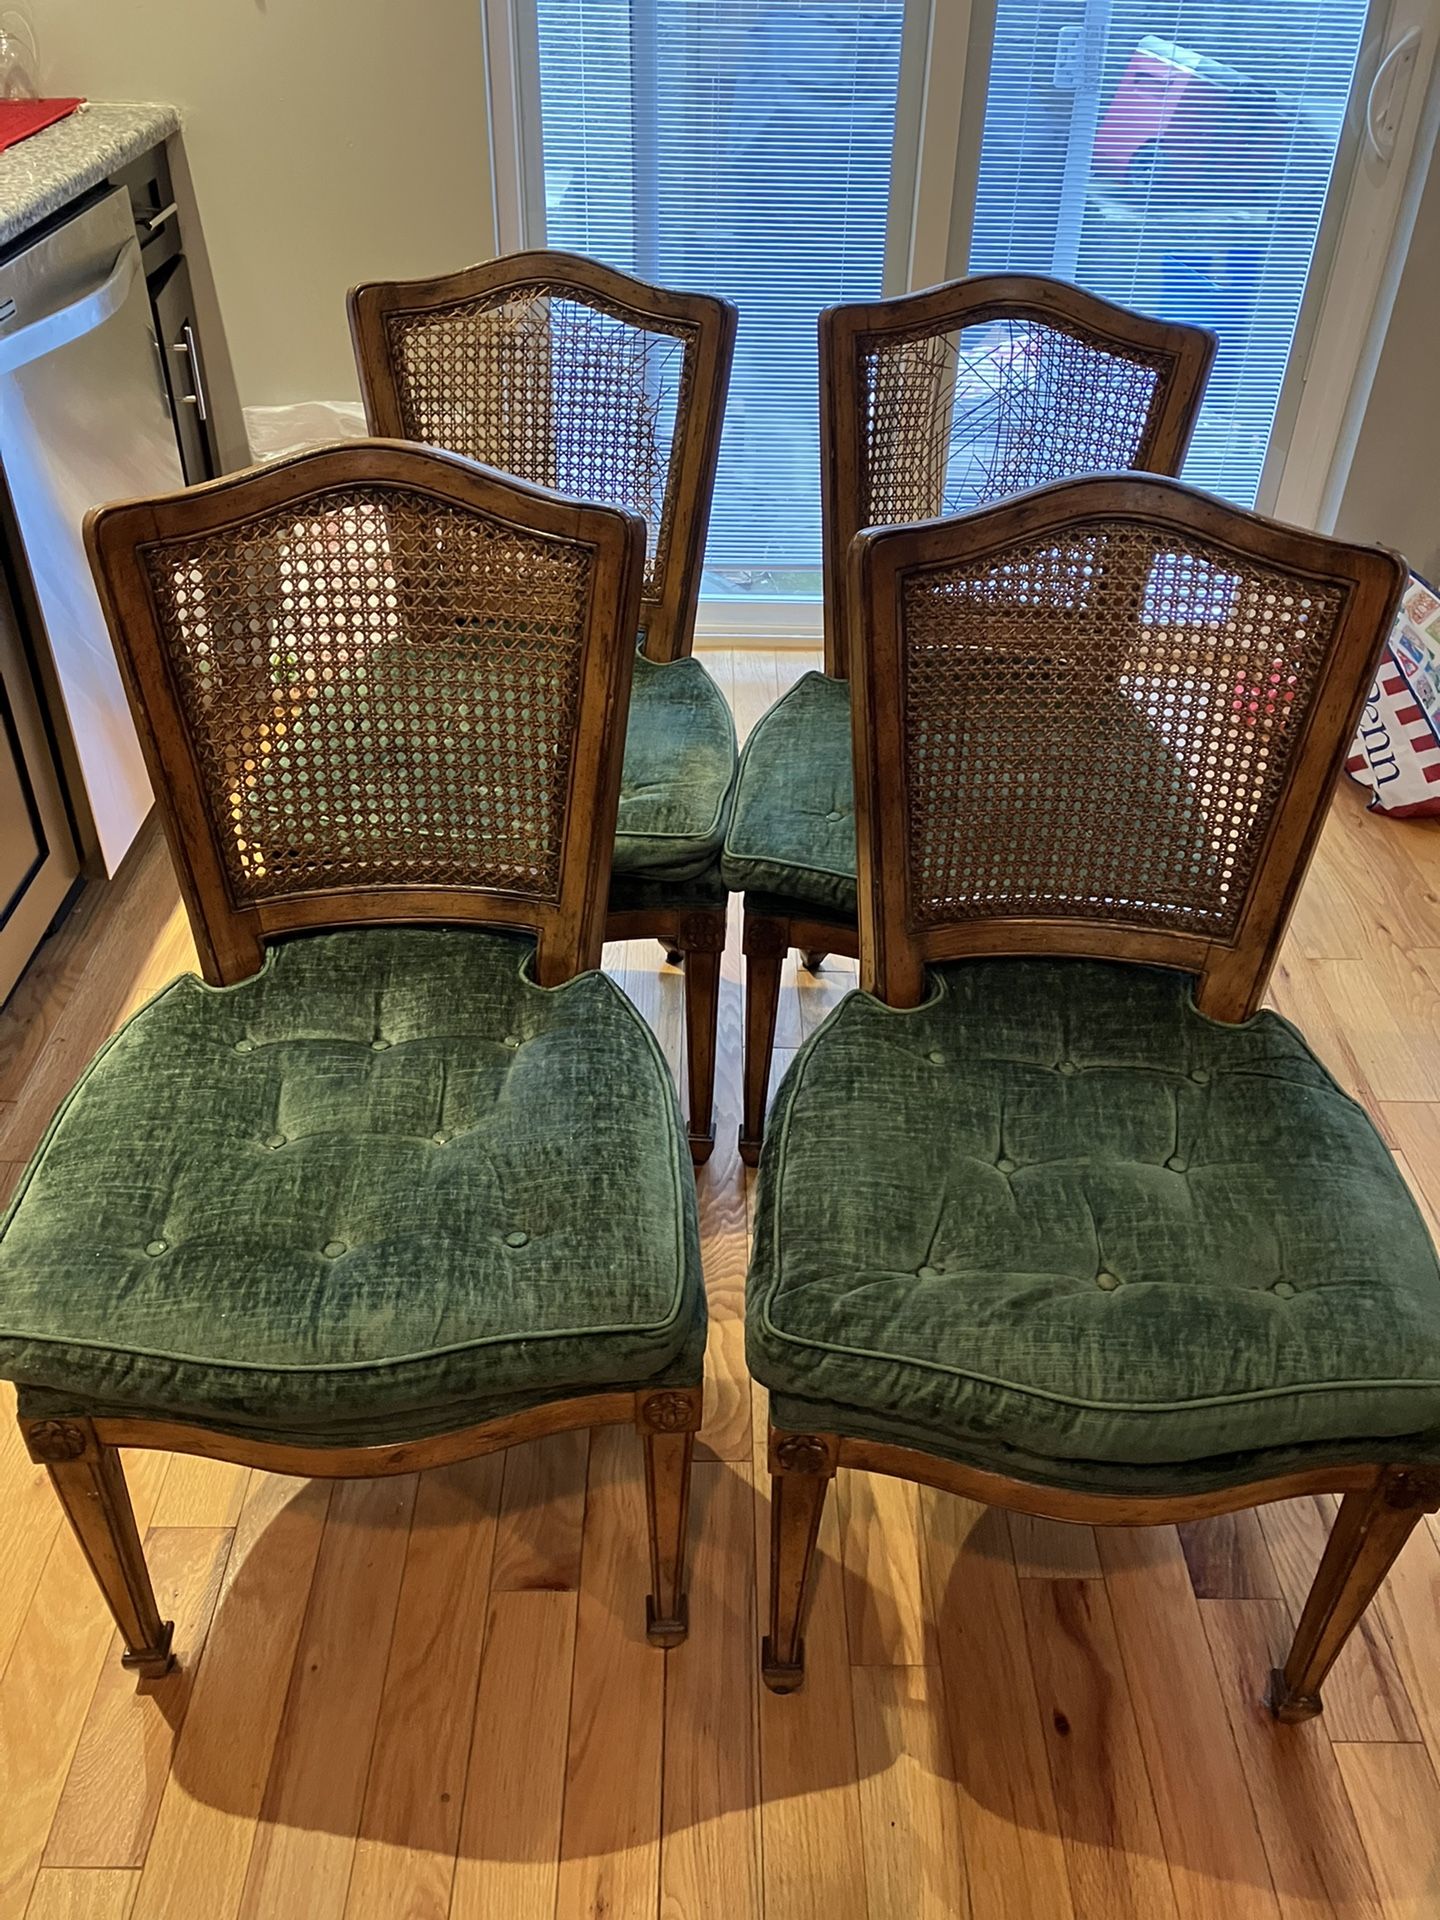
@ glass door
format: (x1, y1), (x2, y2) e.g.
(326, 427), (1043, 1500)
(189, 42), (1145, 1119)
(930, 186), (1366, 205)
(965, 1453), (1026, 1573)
(956, 0), (1414, 510)
(510, 0), (916, 634)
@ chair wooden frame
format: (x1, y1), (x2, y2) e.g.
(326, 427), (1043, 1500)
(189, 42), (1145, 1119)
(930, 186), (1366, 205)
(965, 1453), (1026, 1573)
(349, 250), (736, 667)
(45, 442), (701, 1676)
(739, 276), (1216, 1162)
(762, 478), (1422, 1720)
(350, 251), (739, 1163)
(820, 273), (1217, 680)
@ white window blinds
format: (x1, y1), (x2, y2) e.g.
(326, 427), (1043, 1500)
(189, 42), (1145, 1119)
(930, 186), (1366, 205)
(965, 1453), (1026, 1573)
(967, 0), (1373, 505)
(534, 0), (907, 594)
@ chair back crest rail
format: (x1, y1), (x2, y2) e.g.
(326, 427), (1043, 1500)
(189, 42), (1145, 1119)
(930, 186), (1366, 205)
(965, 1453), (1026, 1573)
(821, 274), (1218, 676)
(85, 439), (647, 988)
(349, 250), (737, 664)
(847, 473), (1405, 1016)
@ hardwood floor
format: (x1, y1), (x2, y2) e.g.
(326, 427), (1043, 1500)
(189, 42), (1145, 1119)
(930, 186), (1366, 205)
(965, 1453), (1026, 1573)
(1, 645), (1439, 1919)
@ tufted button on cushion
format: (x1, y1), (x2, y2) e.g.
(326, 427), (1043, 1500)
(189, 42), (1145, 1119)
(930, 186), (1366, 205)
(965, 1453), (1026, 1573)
(749, 958), (1440, 1473)
(612, 652), (738, 882)
(721, 671), (858, 915)
(0, 927), (703, 1442)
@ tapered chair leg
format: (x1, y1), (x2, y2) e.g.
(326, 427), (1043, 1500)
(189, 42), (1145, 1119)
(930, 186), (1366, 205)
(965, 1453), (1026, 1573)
(800, 950), (829, 973)
(637, 1387), (702, 1646)
(1268, 1466), (1440, 1722)
(682, 927), (723, 1165)
(740, 912), (786, 1167)
(23, 1417), (175, 1677)
(762, 1428), (838, 1692)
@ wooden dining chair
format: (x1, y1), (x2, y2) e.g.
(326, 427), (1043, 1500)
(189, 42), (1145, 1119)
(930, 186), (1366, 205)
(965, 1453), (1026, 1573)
(350, 252), (739, 1161)
(723, 275), (1217, 1161)
(747, 474), (1440, 1720)
(0, 441), (706, 1676)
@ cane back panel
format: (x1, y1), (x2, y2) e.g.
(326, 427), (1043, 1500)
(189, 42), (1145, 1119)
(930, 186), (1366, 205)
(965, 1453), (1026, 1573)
(849, 477), (1404, 1016)
(86, 442), (646, 988)
(822, 276), (1216, 674)
(351, 253), (736, 662)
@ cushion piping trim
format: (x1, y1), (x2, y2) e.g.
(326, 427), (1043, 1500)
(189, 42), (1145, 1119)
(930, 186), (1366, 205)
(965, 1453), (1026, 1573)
(755, 966), (1440, 1416)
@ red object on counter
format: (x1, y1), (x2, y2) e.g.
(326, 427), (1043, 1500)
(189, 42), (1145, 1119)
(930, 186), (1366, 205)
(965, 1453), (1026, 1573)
(0, 99), (85, 155)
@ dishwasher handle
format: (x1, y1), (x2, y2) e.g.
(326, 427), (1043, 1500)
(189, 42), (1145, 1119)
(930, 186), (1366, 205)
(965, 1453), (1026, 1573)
(0, 241), (141, 378)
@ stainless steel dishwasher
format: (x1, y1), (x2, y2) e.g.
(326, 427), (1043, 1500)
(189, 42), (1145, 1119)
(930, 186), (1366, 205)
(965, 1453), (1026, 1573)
(0, 184), (184, 873)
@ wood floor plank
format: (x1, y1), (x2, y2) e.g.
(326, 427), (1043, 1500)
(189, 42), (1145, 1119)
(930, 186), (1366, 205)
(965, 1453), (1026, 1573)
(1333, 1742), (1440, 1917)
(490, 1432), (589, 1593)
(237, 1475), (417, 1920)
(1097, 1526), (1278, 1919)
(698, 1314), (751, 1466)
(838, 1467), (934, 1666)
(1177, 1513), (1280, 1600)
(851, 1664), (969, 1920)
(1200, 1599), (1382, 1920)
(0, 830), (187, 1166)
(1007, 1513), (1102, 1579)
(0, 1395), (66, 1679)
(45, 1529), (231, 1869)
(1371, 1516), (1440, 1783)
(24, 1869), (139, 1920)
(1304, 955), (1440, 1103)
(0, 868), (107, 1106)
(1258, 1499), (1419, 1742)
(343, 1457), (504, 1920)
(1019, 1577), (1179, 1920)
(1265, 956), (1384, 1119)
(147, 1459), (248, 1531)
(1382, 1106), (1440, 1229)
(921, 1492), (1074, 1920)
(450, 1589), (576, 1920)
(660, 1460), (761, 1920)
(794, 950), (857, 1041)
(129, 1475), (331, 1920)
(0, 1448), (168, 1920)
(756, 1466), (869, 1920)
(554, 1425), (664, 1920)
(695, 943), (754, 1465)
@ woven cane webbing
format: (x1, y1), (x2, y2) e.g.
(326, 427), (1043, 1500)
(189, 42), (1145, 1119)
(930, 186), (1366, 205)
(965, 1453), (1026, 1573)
(897, 519), (1346, 937)
(381, 284), (695, 609)
(862, 317), (1172, 527)
(142, 483), (593, 905)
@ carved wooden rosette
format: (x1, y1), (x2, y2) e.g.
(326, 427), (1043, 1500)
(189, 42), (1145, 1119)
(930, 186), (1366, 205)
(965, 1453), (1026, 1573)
(1382, 1465), (1440, 1511)
(677, 910), (726, 954)
(742, 912), (791, 960)
(24, 1419), (91, 1464)
(770, 1432), (839, 1477)
(639, 1388), (703, 1435)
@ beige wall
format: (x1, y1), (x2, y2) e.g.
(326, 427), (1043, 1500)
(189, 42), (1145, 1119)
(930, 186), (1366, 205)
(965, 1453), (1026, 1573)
(30, 0), (494, 450)
(1334, 138), (1440, 581)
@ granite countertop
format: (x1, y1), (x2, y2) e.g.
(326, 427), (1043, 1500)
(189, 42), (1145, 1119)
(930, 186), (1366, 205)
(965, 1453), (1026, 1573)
(0, 100), (180, 249)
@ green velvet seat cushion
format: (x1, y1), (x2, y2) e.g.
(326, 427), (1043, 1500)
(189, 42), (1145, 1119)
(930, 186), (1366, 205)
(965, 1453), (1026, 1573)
(0, 927), (704, 1440)
(614, 653), (737, 883)
(749, 958), (1440, 1472)
(721, 671), (857, 915)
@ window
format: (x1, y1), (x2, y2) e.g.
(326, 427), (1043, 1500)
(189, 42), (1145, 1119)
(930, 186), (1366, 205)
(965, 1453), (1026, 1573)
(967, 2), (1372, 506)
(534, 0), (908, 610)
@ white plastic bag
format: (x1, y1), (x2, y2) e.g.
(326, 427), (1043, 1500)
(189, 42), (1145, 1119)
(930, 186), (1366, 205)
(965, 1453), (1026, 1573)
(244, 400), (367, 464)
